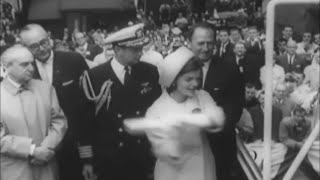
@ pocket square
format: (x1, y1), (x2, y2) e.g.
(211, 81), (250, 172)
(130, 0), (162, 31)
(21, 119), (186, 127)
(214, 88), (220, 91)
(62, 80), (74, 86)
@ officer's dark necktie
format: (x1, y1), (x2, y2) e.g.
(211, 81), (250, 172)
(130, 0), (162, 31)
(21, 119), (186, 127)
(289, 55), (293, 72)
(124, 66), (131, 86)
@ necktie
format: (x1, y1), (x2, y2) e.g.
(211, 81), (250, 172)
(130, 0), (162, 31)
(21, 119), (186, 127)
(289, 55), (293, 72)
(220, 44), (224, 57)
(289, 55), (295, 64)
(18, 86), (43, 145)
(124, 66), (131, 86)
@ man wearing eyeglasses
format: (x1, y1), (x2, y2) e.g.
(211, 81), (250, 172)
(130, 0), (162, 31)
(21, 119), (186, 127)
(19, 24), (89, 180)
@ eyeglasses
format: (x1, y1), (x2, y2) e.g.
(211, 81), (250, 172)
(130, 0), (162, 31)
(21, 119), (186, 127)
(27, 38), (50, 51)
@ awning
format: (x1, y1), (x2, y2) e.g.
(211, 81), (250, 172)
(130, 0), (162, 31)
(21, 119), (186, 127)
(28, 0), (61, 20)
(60, 0), (135, 11)
(28, 0), (136, 20)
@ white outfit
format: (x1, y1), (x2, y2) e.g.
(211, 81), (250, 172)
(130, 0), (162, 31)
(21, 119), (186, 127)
(146, 90), (217, 180)
(296, 42), (319, 54)
(35, 51), (54, 84)
(260, 64), (285, 89)
(304, 63), (320, 91)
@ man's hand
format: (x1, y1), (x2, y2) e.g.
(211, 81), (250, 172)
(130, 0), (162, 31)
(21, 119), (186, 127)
(30, 159), (46, 166)
(33, 146), (55, 162)
(82, 164), (97, 180)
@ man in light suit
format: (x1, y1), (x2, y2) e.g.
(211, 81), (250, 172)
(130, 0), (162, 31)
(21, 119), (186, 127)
(19, 24), (89, 180)
(277, 40), (306, 73)
(0, 45), (67, 180)
(189, 23), (245, 180)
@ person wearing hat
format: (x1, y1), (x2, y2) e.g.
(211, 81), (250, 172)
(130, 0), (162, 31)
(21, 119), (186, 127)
(145, 47), (225, 180)
(78, 23), (161, 180)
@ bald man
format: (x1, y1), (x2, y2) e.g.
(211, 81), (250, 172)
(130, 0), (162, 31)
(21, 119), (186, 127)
(0, 45), (67, 180)
(19, 24), (89, 180)
(276, 40), (307, 73)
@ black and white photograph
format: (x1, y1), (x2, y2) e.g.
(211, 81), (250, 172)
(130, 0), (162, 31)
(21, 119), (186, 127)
(0, 0), (319, 180)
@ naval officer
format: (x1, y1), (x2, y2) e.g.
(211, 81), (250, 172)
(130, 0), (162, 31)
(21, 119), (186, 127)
(78, 23), (162, 180)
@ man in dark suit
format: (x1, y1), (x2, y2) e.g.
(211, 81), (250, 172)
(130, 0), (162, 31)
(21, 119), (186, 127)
(277, 40), (306, 73)
(275, 38), (288, 56)
(189, 23), (245, 180)
(280, 25), (298, 42)
(216, 29), (234, 60)
(225, 42), (264, 89)
(244, 26), (264, 56)
(74, 32), (103, 61)
(248, 91), (283, 142)
(272, 83), (296, 118)
(19, 24), (89, 180)
(245, 82), (260, 109)
(79, 23), (161, 180)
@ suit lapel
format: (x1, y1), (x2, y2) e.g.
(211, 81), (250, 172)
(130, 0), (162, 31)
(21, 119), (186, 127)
(204, 58), (216, 89)
(52, 52), (62, 87)
(282, 56), (289, 69)
(292, 54), (297, 65)
(32, 61), (41, 80)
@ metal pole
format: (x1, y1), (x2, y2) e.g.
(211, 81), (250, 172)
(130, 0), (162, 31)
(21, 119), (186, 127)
(283, 121), (320, 180)
(264, 1), (319, 180)
(264, 1), (276, 179)
(0, 0), (3, 34)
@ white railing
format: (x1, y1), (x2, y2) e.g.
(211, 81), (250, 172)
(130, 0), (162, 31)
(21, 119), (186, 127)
(264, 1), (320, 180)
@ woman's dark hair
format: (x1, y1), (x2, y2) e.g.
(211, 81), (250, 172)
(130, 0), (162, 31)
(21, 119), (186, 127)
(167, 57), (203, 93)
(292, 105), (306, 115)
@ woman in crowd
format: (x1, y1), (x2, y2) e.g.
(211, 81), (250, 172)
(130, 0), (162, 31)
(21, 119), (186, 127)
(145, 47), (225, 180)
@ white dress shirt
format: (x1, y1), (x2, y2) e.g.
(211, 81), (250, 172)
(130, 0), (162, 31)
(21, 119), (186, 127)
(36, 51), (54, 84)
(219, 41), (229, 57)
(202, 60), (211, 86)
(236, 56), (241, 65)
(7, 75), (21, 88)
(111, 57), (130, 85)
(81, 42), (88, 51)
(287, 53), (295, 64)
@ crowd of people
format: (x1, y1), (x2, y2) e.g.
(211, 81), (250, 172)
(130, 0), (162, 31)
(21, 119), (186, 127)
(1, 0), (319, 180)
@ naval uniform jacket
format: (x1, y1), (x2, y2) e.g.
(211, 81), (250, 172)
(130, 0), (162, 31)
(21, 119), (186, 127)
(79, 60), (161, 179)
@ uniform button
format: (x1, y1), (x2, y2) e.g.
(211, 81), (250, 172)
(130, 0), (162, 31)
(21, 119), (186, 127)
(137, 140), (141, 144)
(119, 142), (124, 147)
(117, 114), (122, 118)
(136, 111), (140, 115)
(118, 128), (123, 133)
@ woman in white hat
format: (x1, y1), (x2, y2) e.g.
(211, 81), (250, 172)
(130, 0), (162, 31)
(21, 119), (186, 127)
(145, 46), (225, 180)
